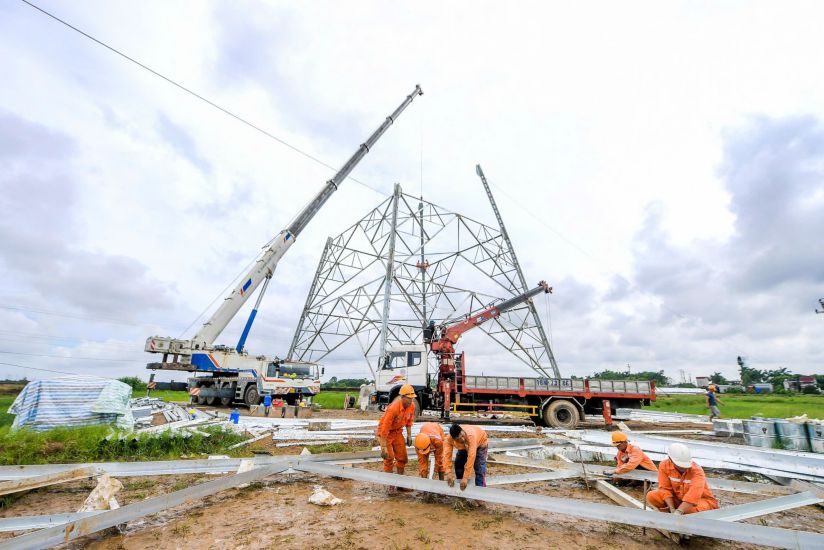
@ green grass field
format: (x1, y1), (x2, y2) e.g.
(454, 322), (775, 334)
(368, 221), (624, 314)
(649, 393), (824, 419)
(143, 390), (351, 409)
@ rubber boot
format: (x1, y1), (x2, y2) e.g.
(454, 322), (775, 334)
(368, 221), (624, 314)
(396, 466), (412, 492)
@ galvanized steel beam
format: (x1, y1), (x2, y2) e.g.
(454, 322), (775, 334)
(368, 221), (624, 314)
(295, 461), (824, 549)
(0, 466), (97, 496)
(696, 491), (823, 522)
(0, 463), (291, 550)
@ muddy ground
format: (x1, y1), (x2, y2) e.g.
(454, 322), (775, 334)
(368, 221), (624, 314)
(1, 456), (822, 549)
(0, 410), (821, 549)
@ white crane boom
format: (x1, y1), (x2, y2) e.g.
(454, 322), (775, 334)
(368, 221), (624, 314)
(188, 85), (423, 350)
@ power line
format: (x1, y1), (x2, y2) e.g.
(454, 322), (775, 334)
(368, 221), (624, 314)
(0, 360), (78, 376)
(0, 304), (146, 326)
(0, 350), (142, 363)
(19, 0), (388, 197)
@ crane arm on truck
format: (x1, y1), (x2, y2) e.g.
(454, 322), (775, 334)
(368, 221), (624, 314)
(432, 281), (552, 350)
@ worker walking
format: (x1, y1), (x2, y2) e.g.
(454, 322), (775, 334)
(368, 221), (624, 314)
(610, 431), (657, 482)
(414, 422), (446, 480)
(706, 384), (722, 420)
(263, 394), (272, 417)
(646, 443), (719, 514)
(445, 423), (488, 490)
(376, 384), (417, 477)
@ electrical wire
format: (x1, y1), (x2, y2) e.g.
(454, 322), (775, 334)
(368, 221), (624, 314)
(0, 360), (79, 376)
(0, 350), (142, 363)
(19, 0), (388, 197)
(0, 304), (147, 326)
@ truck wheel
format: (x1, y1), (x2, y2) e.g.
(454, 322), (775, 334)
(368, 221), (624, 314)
(543, 400), (580, 429)
(220, 382), (234, 407)
(244, 385), (260, 408)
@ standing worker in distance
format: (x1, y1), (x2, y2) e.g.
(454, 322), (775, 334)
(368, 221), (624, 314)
(376, 384), (417, 477)
(610, 431), (657, 482)
(444, 423), (488, 490)
(706, 384), (722, 420)
(263, 394), (272, 417)
(646, 443), (719, 514)
(414, 422), (446, 480)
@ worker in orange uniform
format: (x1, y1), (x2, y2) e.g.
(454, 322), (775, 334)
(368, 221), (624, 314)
(610, 431), (657, 483)
(444, 423), (488, 490)
(646, 443), (719, 514)
(376, 384), (417, 477)
(414, 422), (446, 480)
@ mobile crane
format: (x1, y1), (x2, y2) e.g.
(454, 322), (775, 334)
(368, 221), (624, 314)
(374, 281), (656, 428)
(145, 85), (423, 407)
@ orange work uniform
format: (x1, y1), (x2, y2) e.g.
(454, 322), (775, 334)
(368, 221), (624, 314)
(615, 443), (658, 474)
(647, 459), (719, 514)
(416, 422), (446, 478)
(444, 425), (489, 485)
(376, 398), (415, 472)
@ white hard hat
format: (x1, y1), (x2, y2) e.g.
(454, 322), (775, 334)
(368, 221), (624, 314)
(667, 443), (692, 469)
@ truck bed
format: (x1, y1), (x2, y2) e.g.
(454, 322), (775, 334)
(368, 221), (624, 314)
(461, 375), (654, 398)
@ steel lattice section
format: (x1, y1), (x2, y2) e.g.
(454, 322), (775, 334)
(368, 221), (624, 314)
(288, 185), (557, 377)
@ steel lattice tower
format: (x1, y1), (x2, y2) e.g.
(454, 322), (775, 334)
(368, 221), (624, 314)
(288, 171), (561, 379)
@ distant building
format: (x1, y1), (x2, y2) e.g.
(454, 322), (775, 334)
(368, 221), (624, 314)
(783, 375), (818, 392)
(696, 376), (710, 388)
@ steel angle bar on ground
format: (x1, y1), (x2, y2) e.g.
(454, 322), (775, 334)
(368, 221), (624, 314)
(0, 450), (384, 480)
(575, 431), (824, 480)
(485, 470), (579, 485)
(565, 440), (824, 483)
(0, 466), (98, 496)
(0, 462), (291, 550)
(578, 464), (798, 497)
(695, 491), (824, 522)
(0, 512), (101, 533)
(294, 461), (824, 549)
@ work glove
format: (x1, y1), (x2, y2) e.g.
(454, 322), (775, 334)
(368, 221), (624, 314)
(447, 475), (455, 488)
(380, 446), (389, 460)
(459, 478), (468, 491)
(673, 509), (684, 516)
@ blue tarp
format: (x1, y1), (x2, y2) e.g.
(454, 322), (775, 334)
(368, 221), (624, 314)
(8, 376), (133, 431)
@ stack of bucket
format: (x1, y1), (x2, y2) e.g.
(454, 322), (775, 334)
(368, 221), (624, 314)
(742, 417), (824, 453)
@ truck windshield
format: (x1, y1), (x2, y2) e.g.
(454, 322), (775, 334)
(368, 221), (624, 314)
(279, 363), (314, 378)
(382, 352), (407, 369)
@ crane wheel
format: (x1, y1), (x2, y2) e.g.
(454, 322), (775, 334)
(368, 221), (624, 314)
(244, 385), (260, 408)
(543, 400), (580, 429)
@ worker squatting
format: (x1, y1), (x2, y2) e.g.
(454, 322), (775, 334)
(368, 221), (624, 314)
(378, 385), (719, 515)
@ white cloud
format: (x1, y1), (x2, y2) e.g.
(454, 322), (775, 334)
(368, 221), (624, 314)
(1, 1), (823, 383)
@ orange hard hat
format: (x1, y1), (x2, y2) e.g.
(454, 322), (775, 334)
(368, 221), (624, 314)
(611, 431), (629, 445)
(399, 384), (416, 398)
(414, 432), (431, 452)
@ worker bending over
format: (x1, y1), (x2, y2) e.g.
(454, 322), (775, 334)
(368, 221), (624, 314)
(376, 384), (416, 476)
(646, 443), (719, 514)
(414, 422), (446, 480)
(610, 431), (657, 481)
(444, 423), (488, 490)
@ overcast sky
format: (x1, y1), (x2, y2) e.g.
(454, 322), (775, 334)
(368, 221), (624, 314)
(1, 1), (823, 384)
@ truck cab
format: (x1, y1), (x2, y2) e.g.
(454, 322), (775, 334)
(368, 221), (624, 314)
(374, 344), (430, 408)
